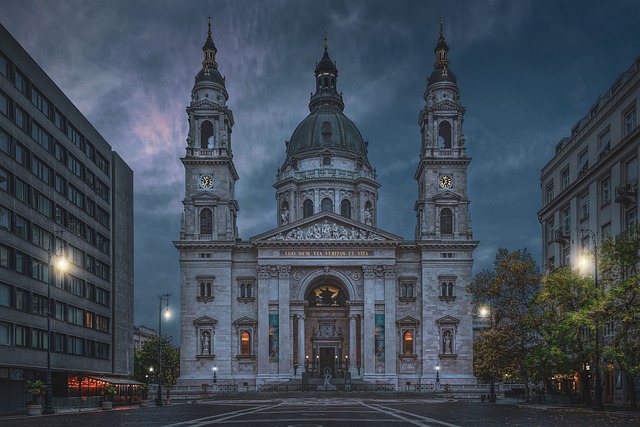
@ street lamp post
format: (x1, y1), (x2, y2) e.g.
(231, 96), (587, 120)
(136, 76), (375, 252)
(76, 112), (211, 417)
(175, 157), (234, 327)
(580, 228), (603, 411)
(480, 305), (497, 402)
(43, 232), (65, 415)
(213, 365), (217, 384)
(156, 293), (171, 406)
(435, 364), (440, 390)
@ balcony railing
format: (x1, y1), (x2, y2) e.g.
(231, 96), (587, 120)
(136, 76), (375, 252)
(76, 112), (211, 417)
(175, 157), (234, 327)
(614, 179), (638, 205)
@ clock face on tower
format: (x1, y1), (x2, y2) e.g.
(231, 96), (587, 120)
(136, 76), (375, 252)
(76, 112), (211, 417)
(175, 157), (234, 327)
(199, 174), (214, 189)
(439, 174), (452, 188)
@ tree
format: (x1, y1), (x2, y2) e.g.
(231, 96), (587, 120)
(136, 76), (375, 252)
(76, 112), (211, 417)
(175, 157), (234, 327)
(468, 248), (542, 398)
(535, 266), (597, 403)
(599, 226), (640, 410)
(133, 336), (180, 386)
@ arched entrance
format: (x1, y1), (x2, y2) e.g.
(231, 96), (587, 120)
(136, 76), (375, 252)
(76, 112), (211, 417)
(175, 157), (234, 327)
(303, 278), (350, 378)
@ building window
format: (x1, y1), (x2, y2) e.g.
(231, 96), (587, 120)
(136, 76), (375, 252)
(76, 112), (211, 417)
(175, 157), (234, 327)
(196, 276), (214, 303)
(303, 199), (313, 218)
(200, 282), (211, 297)
(200, 208), (212, 235)
(562, 206), (570, 233)
(626, 208), (638, 232)
(237, 278), (255, 303)
(441, 281), (454, 297)
(624, 106), (637, 136)
(601, 178), (611, 205)
(561, 168), (570, 190)
(398, 278), (416, 302)
(321, 198), (333, 213)
(340, 199), (351, 219)
(403, 330), (414, 355)
(597, 128), (611, 160)
(562, 246), (570, 266)
(578, 150), (589, 177)
(581, 193), (589, 219)
(440, 208), (453, 235)
(241, 331), (251, 355)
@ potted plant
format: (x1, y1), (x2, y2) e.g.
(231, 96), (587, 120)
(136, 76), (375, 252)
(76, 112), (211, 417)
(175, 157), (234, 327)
(101, 383), (116, 409)
(201, 383), (211, 399)
(139, 384), (149, 407)
(25, 379), (46, 416)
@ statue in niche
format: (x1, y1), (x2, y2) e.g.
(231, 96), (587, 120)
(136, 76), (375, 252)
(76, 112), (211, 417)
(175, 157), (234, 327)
(320, 287), (334, 305)
(443, 331), (452, 354)
(364, 207), (373, 226)
(207, 135), (214, 149)
(201, 331), (211, 355)
(280, 208), (289, 225)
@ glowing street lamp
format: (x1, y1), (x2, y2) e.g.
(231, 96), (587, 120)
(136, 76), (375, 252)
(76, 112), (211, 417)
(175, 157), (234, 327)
(43, 233), (66, 415)
(156, 293), (171, 406)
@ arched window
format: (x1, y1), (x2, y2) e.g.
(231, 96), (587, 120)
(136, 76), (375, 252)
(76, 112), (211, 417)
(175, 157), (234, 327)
(440, 208), (453, 235)
(403, 330), (413, 355)
(438, 121), (452, 149)
(303, 199), (314, 218)
(241, 331), (251, 355)
(321, 198), (333, 213)
(200, 208), (212, 235)
(340, 199), (351, 219)
(201, 120), (214, 149)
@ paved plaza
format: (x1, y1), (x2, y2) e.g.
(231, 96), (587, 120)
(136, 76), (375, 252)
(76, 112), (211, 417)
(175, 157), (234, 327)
(1, 396), (639, 427)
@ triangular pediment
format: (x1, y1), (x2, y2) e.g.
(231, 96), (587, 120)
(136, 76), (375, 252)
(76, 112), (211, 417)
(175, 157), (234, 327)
(397, 316), (420, 325)
(251, 211), (402, 243)
(192, 98), (223, 111)
(233, 316), (257, 326)
(191, 191), (220, 202)
(193, 316), (217, 326)
(433, 100), (463, 111)
(436, 315), (460, 326)
(433, 190), (461, 201)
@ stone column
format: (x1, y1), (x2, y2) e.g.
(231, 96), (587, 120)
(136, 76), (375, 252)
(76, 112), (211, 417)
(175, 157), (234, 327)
(297, 315), (305, 376)
(314, 189), (319, 214)
(349, 314), (357, 376)
(256, 266), (270, 377)
(278, 265), (291, 377)
(362, 265), (376, 378)
(384, 265), (397, 382)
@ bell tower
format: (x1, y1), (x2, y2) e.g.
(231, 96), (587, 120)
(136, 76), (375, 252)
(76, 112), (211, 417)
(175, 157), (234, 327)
(180, 18), (239, 241)
(414, 18), (472, 242)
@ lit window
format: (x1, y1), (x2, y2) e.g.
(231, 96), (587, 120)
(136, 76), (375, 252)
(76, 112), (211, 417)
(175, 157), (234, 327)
(241, 331), (251, 355)
(403, 330), (413, 355)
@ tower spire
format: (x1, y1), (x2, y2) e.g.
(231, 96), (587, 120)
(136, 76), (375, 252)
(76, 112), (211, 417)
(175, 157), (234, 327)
(434, 15), (449, 71)
(202, 16), (218, 75)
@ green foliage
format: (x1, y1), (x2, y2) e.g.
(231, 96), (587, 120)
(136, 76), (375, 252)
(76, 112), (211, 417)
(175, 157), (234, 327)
(468, 248), (542, 393)
(599, 225), (640, 409)
(133, 336), (180, 386)
(101, 383), (117, 401)
(534, 266), (597, 400)
(26, 379), (46, 397)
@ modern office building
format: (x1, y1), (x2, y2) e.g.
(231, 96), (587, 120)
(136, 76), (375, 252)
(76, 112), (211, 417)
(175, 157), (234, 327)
(0, 23), (134, 411)
(538, 54), (640, 405)
(176, 20), (478, 390)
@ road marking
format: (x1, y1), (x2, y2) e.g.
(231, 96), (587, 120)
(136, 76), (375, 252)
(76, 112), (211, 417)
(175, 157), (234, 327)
(361, 402), (462, 427)
(161, 402), (284, 426)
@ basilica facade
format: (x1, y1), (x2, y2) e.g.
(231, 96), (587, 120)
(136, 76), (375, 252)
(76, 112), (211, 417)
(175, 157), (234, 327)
(175, 20), (478, 389)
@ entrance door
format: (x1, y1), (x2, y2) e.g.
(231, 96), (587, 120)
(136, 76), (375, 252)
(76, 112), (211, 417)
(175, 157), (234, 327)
(318, 347), (335, 377)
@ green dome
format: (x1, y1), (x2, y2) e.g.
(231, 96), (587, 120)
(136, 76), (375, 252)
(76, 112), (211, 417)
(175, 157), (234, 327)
(286, 109), (368, 159)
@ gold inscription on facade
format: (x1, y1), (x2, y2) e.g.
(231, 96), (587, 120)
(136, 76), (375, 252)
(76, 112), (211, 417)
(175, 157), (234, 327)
(280, 250), (371, 257)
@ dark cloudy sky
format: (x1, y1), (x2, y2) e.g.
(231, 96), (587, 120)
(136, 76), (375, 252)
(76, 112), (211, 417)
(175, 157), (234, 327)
(3, 0), (639, 341)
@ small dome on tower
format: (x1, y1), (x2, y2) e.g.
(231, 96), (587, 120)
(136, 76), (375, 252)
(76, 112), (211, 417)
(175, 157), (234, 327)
(427, 17), (457, 87)
(195, 17), (225, 86)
